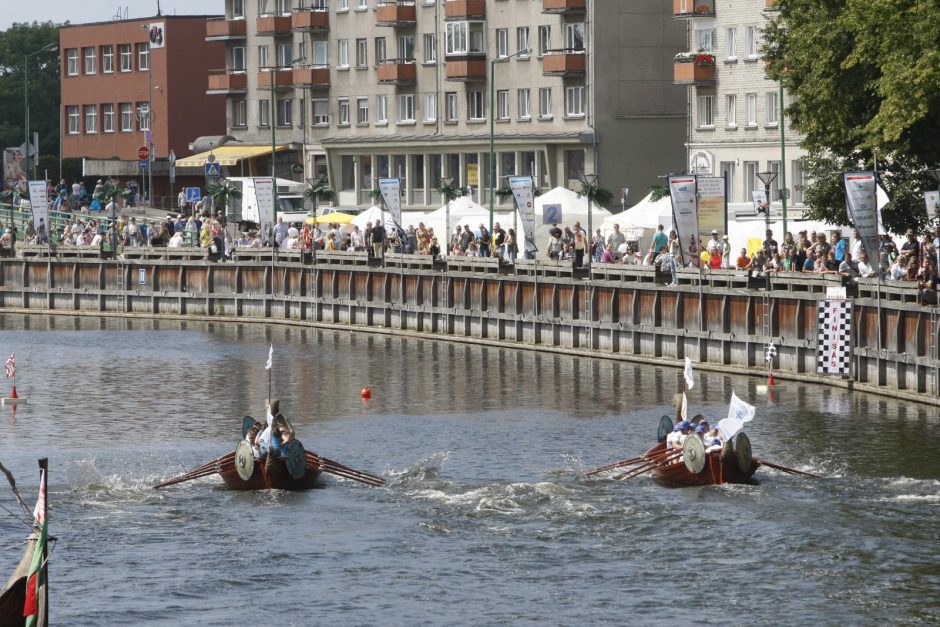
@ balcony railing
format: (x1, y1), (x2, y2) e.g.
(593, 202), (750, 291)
(292, 65), (331, 88)
(672, 0), (715, 18)
(377, 59), (417, 85)
(446, 58), (486, 82)
(292, 6), (330, 31)
(541, 49), (586, 77)
(207, 69), (248, 92)
(444, 0), (486, 20)
(376, 1), (417, 26)
(206, 17), (247, 39)
(256, 13), (293, 35)
(673, 56), (716, 84)
(257, 68), (296, 89)
(542, 0), (586, 14)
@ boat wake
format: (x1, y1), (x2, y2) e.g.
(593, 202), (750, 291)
(385, 451), (449, 486)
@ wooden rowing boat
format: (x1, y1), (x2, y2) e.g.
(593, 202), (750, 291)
(219, 450), (322, 491)
(643, 439), (760, 487)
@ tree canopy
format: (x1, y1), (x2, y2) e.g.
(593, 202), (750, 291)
(764, 0), (940, 232)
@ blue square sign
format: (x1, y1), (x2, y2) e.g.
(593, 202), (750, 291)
(185, 187), (202, 203)
(205, 162), (222, 177)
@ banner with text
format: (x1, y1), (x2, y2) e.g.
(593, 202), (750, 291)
(378, 178), (402, 229)
(817, 299), (853, 375)
(668, 175), (699, 266)
(697, 176), (727, 245)
(27, 180), (48, 232)
(255, 178), (275, 244)
(843, 172), (880, 267)
(509, 176), (537, 254)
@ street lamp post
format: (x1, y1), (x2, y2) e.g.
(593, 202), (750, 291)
(756, 171), (778, 252)
(778, 79), (788, 237)
(442, 176), (453, 256)
(24, 43), (58, 184)
(489, 48), (531, 234)
(581, 173), (598, 270)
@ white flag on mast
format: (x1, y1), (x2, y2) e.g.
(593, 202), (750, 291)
(265, 345), (273, 370)
(728, 391), (756, 423)
(683, 357), (694, 390)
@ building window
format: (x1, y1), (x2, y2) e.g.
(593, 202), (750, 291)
(446, 22), (485, 56)
(725, 27), (737, 60)
(66, 105), (79, 134)
(102, 103), (115, 133)
(697, 95), (714, 127)
(137, 43), (150, 71)
(398, 35), (414, 60)
(259, 99), (270, 127)
(745, 26), (758, 58)
(768, 161), (781, 201)
(277, 0), (291, 13)
(398, 94), (415, 122)
(136, 102), (150, 131)
(468, 90), (484, 121)
(338, 0), (348, 10)
(83, 47), (96, 74)
(726, 94), (737, 127)
(338, 40), (349, 68)
(356, 0), (367, 8)
(565, 23), (584, 51)
(766, 92), (779, 126)
(357, 97), (369, 124)
(120, 103), (133, 131)
(119, 44), (132, 71)
(697, 28), (715, 52)
(518, 89), (531, 120)
(66, 49), (78, 75)
(338, 98), (350, 125)
(497, 90), (509, 120)
(355, 39), (367, 68)
(376, 95), (388, 124)
(565, 86), (585, 117)
(232, 0), (245, 18)
(276, 43), (293, 67)
(423, 33), (436, 63)
(258, 45), (269, 68)
(84, 105), (97, 134)
(101, 45), (114, 73)
(746, 93), (757, 126)
(313, 99), (329, 125)
(720, 162), (736, 202)
(496, 28), (508, 58)
(538, 87), (552, 118)
(445, 92), (458, 122)
(375, 37), (386, 65)
(538, 26), (551, 56)
(299, 96), (306, 126)
(277, 98), (292, 126)
(516, 27), (529, 56)
(424, 92), (437, 122)
(233, 100), (247, 127)
(744, 161), (758, 200)
(233, 47), (246, 71)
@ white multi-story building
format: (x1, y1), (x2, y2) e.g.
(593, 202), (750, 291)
(201, 0), (689, 213)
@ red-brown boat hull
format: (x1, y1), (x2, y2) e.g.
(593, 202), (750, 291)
(219, 455), (322, 490)
(643, 442), (759, 486)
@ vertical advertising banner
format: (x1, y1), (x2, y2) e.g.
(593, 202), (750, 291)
(378, 178), (402, 228)
(843, 172), (880, 266)
(925, 190), (940, 221)
(27, 180), (48, 232)
(509, 176), (537, 254)
(697, 175), (727, 244)
(668, 175), (699, 266)
(255, 178), (275, 243)
(816, 299), (853, 375)
(3, 148), (26, 192)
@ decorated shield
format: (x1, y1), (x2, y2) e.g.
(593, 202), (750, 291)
(241, 415), (256, 439)
(657, 415), (674, 442)
(235, 440), (255, 481)
(273, 414), (294, 434)
(683, 435), (706, 474)
(284, 439), (307, 480)
(735, 432), (752, 473)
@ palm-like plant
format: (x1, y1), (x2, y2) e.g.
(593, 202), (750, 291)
(303, 177), (334, 204)
(577, 175), (614, 209)
(207, 182), (243, 222)
(435, 178), (464, 204)
(495, 185), (513, 204)
(649, 184), (669, 202)
(368, 188), (384, 205)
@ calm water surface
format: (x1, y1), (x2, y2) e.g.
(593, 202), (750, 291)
(0, 314), (938, 626)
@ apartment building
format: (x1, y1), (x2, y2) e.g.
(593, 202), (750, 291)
(676, 0), (806, 215)
(60, 16), (227, 203)
(200, 0), (687, 211)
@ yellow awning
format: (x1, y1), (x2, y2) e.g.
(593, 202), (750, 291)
(175, 145), (289, 168)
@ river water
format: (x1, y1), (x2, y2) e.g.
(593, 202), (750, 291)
(0, 313), (938, 625)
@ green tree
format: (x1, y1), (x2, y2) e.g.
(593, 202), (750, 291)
(577, 176), (614, 209)
(0, 22), (61, 171)
(207, 181), (243, 222)
(434, 178), (463, 204)
(764, 0), (940, 232)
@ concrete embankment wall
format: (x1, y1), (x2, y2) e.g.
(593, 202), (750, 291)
(1, 247), (938, 405)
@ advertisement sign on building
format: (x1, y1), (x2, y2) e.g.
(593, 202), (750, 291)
(697, 175), (727, 246)
(147, 22), (166, 49)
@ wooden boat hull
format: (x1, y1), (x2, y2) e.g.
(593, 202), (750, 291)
(219, 455), (322, 491)
(644, 443), (759, 487)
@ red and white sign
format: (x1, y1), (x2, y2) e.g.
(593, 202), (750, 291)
(137, 146), (150, 160)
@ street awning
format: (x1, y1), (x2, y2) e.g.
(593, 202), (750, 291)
(175, 145), (289, 168)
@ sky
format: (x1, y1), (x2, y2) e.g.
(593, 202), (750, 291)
(1, 1), (223, 31)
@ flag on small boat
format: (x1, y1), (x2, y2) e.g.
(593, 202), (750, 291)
(683, 358), (694, 390)
(728, 391), (756, 423)
(23, 468), (47, 627)
(4, 353), (14, 379)
(264, 345), (273, 371)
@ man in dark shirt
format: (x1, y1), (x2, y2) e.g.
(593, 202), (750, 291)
(900, 229), (920, 264)
(371, 222), (385, 258)
(761, 229), (778, 257)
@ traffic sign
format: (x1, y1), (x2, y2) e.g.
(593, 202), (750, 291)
(185, 187), (202, 203)
(205, 161), (222, 177)
(139, 160), (149, 169)
(137, 145), (150, 160)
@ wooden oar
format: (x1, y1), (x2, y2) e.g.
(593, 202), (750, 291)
(582, 449), (674, 477)
(153, 453), (235, 489)
(753, 457), (821, 478)
(614, 451), (682, 481)
(307, 452), (385, 487)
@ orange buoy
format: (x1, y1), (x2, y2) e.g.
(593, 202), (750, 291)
(767, 372), (775, 387)
(9, 386), (17, 399)
(360, 387), (372, 399)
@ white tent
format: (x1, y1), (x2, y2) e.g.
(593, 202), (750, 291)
(601, 192), (674, 239)
(351, 205), (396, 231)
(534, 186), (613, 224)
(424, 196), (516, 242)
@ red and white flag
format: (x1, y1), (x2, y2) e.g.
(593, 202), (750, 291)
(4, 353), (14, 379)
(23, 468), (47, 627)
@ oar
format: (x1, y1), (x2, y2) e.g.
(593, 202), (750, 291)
(614, 451), (682, 481)
(153, 453), (235, 489)
(753, 457), (821, 478)
(307, 452), (385, 487)
(582, 449), (674, 477)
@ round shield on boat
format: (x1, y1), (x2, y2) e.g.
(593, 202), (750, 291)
(683, 435), (706, 474)
(735, 432), (752, 473)
(241, 415), (256, 439)
(235, 440), (255, 481)
(657, 415), (674, 442)
(284, 439), (306, 480)
(273, 414), (294, 434)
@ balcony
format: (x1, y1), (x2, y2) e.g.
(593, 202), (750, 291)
(542, 0), (586, 14)
(207, 69), (247, 93)
(292, 66), (331, 88)
(291, 7), (330, 31)
(672, 0), (714, 18)
(673, 55), (716, 84)
(256, 14), (292, 36)
(542, 50), (585, 77)
(205, 18), (247, 40)
(446, 59), (486, 82)
(257, 68), (295, 89)
(377, 60), (417, 85)
(444, 0), (486, 20)
(376, 1), (417, 27)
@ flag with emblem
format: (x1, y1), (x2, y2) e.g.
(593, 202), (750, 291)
(683, 357), (694, 390)
(4, 353), (13, 379)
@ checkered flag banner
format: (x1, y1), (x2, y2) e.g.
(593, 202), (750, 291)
(817, 301), (852, 375)
(4, 353), (14, 379)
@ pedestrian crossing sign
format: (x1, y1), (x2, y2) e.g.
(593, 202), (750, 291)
(205, 161), (222, 177)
